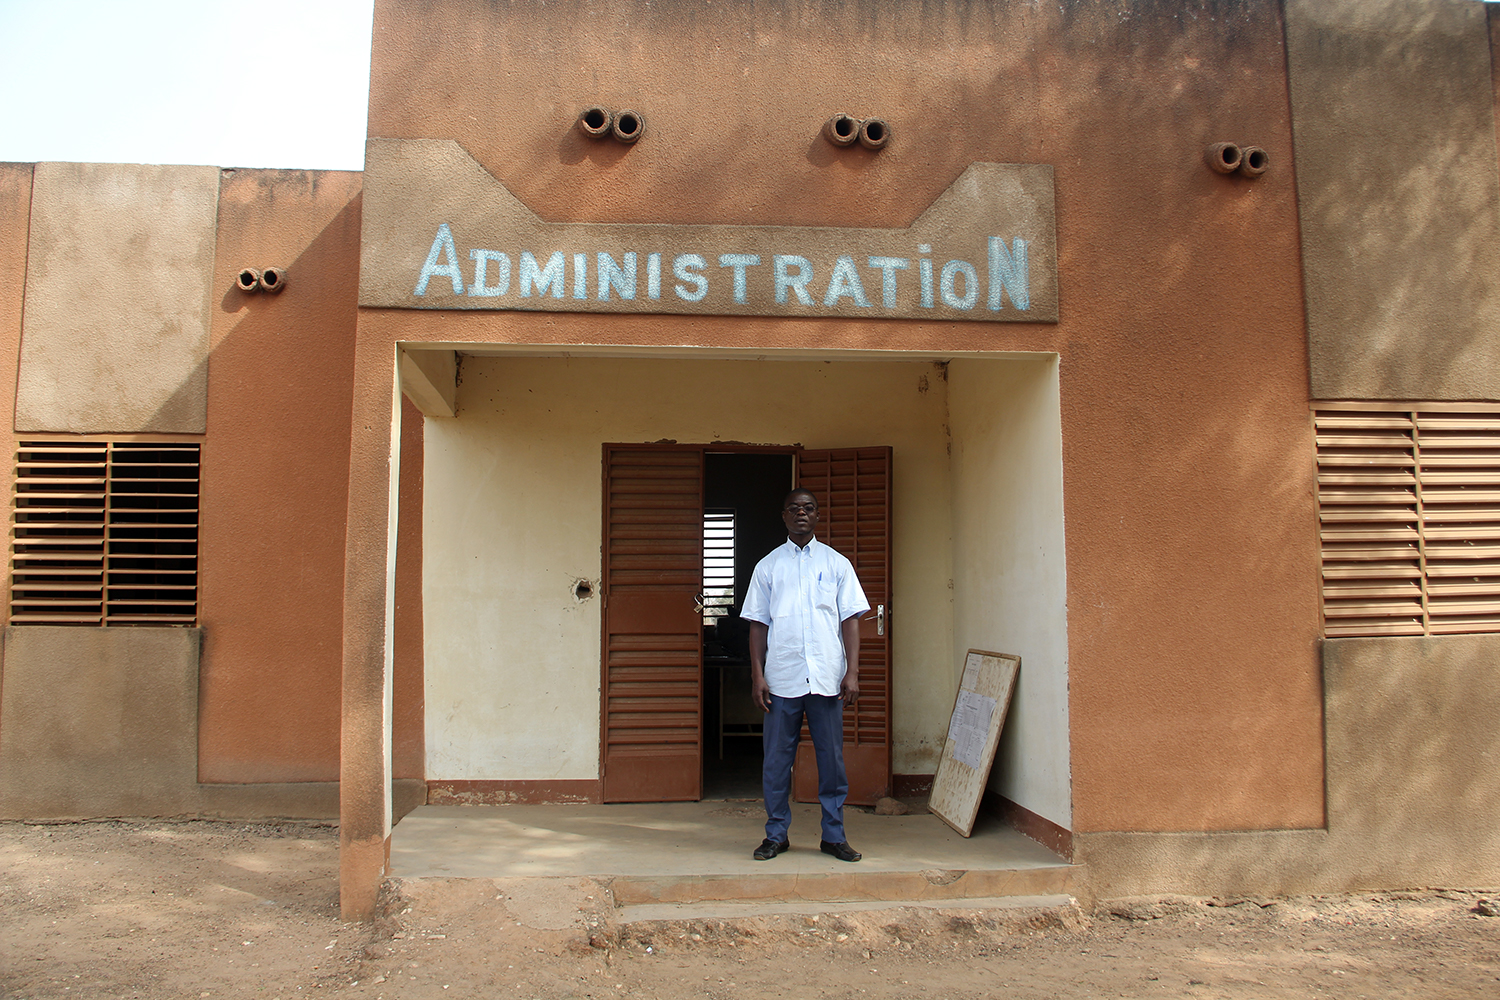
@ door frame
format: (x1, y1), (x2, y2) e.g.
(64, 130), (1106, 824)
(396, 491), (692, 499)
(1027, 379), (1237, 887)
(598, 443), (797, 800)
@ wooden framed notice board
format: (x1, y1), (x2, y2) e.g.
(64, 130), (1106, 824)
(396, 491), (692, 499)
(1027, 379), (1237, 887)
(929, 649), (1020, 837)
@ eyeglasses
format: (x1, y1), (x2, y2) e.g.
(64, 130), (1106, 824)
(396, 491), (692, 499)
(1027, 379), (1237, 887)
(784, 503), (818, 514)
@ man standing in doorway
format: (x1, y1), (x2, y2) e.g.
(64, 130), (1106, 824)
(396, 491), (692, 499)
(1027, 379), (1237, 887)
(741, 488), (870, 863)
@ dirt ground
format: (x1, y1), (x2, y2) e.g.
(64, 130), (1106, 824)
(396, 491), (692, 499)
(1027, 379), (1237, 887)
(2, 820), (1498, 1000)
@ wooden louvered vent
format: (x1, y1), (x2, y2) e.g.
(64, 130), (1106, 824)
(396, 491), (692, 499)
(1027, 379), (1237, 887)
(11, 440), (200, 626)
(1315, 404), (1500, 637)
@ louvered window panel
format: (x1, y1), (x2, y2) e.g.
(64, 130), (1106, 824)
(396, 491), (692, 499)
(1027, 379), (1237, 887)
(1315, 404), (1500, 637)
(11, 440), (200, 626)
(702, 509), (735, 624)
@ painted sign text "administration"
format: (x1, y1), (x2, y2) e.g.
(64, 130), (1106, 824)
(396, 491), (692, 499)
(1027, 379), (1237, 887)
(413, 224), (1032, 314)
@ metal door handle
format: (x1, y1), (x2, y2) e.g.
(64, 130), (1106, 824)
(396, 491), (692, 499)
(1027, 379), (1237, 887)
(877, 604), (885, 636)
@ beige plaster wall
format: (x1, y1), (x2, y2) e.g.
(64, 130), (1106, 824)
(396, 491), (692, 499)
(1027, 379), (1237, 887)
(1077, 634), (1500, 898)
(422, 354), (958, 781)
(16, 163), (219, 433)
(0, 627), (201, 818)
(949, 357), (1070, 829)
(0, 618), (427, 821)
(1287, 0), (1500, 400)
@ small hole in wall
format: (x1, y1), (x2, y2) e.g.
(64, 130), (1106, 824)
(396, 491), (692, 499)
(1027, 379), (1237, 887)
(574, 579), (595, 601)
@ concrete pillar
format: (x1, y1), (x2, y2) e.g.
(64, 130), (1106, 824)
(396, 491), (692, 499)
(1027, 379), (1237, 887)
(340, 335), (402, 920)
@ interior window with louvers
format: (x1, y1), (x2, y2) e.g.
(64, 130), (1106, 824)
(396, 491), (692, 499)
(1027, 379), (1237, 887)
(10, 440), (201, 626)
(1314, 404), (1500, 637)
(702, 509), (736, 624)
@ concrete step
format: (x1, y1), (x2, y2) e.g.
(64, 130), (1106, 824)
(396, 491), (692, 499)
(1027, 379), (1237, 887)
(609, 861), (1079, 907)
(390, 802), (1077, 914)
(618, 892), (1076, 924)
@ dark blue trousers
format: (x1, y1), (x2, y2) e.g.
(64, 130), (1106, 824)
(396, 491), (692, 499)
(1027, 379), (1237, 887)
(762, 693), (847, 844)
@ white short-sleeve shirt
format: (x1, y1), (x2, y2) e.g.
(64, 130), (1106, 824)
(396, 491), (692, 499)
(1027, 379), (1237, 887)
(740, 537), (871, 698)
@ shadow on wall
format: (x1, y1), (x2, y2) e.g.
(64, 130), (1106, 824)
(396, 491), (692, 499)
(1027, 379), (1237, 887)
(196, 174), (425, 792)
(1288, 0), (1500, 398)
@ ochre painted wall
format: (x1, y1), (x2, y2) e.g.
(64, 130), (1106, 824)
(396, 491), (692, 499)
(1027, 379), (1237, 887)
(0, 163), (32, 639)
(199, 170), (425, 783)
(359, 0), (1323, 834)
(0, 165), (30, 757)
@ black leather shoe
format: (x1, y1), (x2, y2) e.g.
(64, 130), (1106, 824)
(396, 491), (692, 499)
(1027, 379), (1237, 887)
(753, 838), (790, 861)
(820, 840), (862, 863)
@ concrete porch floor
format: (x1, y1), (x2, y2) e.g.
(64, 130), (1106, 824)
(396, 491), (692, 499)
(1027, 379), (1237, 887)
(391, 801), (1079, 913)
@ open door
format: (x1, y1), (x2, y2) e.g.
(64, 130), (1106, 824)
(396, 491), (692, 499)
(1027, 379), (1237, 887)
(794, 447), (893, 806)
(600, 446), (704, 801)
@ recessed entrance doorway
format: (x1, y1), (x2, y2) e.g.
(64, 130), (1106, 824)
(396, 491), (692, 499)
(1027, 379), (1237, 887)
(421, 353), (1070, 837)
(600, 443), (894, 806)
(701, 451), (795, 799)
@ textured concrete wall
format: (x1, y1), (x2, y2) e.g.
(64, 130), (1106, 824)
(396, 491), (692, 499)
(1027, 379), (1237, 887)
(197, 170), (365, 785)
(0, 627), (201, 818)
(1077, 634), (1500, 897)
(356, 0), (1323, 842)
(0, 619), (426, 820)
(0, 164), (33, 632)
(16, 163), (219, 432)
(1287, 0), (1500, 400)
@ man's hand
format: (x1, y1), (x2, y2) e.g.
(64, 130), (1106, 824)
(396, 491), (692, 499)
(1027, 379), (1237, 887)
(748, 620), (772, 713)
(752, 672), (772, 713)
(840, 670), (860, 706)
(839, 613), (862, 705)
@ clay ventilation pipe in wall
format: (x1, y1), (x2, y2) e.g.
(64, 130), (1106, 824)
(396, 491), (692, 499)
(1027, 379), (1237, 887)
(1238, 146), (1270, 178)
(578, 107), (645, 143)
(1205, 142), (1243, 174)
(858, 118), (891, 150)
(612, 109), (644, 144)
(823, 114), (892, 151)
(235, 267), (288, 294)
(259, 266), (288, 293)
(824, 113), (859, 146)
(578, 106), (613, 138)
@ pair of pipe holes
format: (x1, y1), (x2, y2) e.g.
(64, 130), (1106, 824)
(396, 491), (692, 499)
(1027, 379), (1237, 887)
(235, 267), (287, 294)
(578, 107), (644, 144)
(1205, 142), (1269, 179)
(824, 113), (890, 150)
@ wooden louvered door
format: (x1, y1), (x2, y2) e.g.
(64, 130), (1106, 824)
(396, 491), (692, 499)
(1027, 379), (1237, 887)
(601, 446), (704, 802)
(793, 447), (893, 806)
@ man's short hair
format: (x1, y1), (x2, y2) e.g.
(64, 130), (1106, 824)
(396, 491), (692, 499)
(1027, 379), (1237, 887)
(783, 488), (818, 509)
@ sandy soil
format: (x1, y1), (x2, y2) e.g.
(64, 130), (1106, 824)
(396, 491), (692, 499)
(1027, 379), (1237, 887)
(2, 819), (1498, 999)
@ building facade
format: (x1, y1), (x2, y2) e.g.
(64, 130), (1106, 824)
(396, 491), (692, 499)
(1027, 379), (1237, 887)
(1, 0), (1498, 919)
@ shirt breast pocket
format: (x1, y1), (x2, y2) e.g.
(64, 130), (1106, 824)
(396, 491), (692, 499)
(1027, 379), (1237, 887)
(814, 578), (839, 613)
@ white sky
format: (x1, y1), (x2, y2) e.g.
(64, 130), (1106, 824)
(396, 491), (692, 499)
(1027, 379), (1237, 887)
(0, 0), (375, 170)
